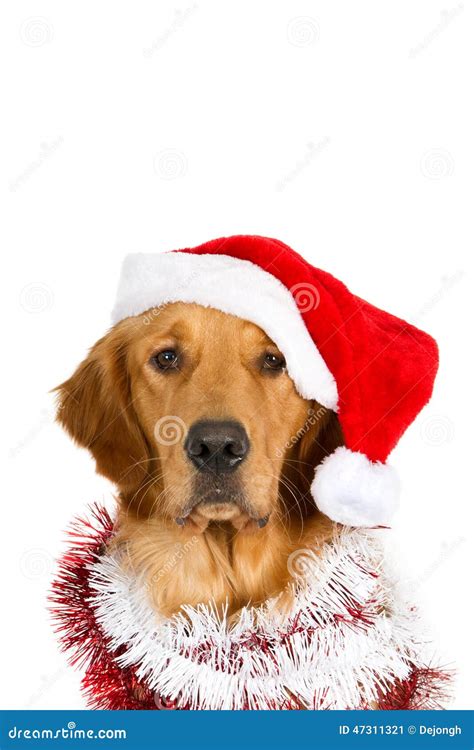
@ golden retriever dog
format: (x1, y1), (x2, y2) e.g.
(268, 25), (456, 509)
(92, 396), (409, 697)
(55, 303), (343, 618)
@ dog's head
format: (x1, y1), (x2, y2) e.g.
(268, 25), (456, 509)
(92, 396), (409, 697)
(56, 302), (342, 534)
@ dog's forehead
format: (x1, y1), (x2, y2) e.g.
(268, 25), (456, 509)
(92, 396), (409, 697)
(126, 301), (275, 351)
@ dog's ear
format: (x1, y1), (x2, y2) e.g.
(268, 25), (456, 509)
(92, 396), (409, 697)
(54, 328), (151, 494)
(282, 403), (344, 510)
(298, 404), (344, 472)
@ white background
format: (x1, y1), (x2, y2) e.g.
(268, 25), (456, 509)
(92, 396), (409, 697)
(1, 0), (472, 709)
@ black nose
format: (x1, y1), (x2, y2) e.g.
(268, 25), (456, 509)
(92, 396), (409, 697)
(185, 420), (250, 474)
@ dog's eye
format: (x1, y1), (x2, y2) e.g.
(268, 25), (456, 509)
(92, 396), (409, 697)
(150, 349), (179, 371)
(262, 352), (286, 372)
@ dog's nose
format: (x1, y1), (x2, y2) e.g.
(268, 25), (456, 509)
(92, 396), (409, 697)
(185, 420), (249, 474)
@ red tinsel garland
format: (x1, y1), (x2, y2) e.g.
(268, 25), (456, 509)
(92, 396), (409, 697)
(49, 505), (452, 710)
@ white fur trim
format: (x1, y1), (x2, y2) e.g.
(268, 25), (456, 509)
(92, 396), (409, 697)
(112, 252), (338, 410)
(88, 528), (431, 710)
(312, 446), (400, 527)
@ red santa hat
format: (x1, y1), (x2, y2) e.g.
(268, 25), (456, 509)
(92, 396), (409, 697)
(112, 235), (439, 527)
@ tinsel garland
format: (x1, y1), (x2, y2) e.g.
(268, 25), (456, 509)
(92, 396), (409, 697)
(50, 504), (452, 710)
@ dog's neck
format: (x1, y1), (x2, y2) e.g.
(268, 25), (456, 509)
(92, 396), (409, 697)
(115, 498), (333, 618)
(115, 511), (287, 617)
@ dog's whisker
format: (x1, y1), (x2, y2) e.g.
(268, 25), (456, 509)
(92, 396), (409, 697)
(128, 471), (164, 506)
(119, 455), (162, 481)
(275, 475), (307, 536)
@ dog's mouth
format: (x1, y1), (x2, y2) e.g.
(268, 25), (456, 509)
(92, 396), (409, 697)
(175, 478), (269, 532)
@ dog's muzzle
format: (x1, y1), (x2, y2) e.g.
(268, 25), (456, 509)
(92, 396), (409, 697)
(176, 420), (268, 529)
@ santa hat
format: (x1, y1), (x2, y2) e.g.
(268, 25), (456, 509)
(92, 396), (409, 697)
(112, 235), (439, 527)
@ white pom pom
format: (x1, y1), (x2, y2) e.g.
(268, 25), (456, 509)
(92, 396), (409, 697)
(311, 446), (400, 527)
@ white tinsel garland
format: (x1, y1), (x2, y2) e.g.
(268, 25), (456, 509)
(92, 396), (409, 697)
(87, 527), (435, 710)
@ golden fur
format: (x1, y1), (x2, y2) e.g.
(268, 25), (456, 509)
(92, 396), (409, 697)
(56, 303), (343, 617)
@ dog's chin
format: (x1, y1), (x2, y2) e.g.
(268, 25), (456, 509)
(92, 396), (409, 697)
(193, 501), (248, 530)
(180, 505), (271, 533)
(176, 492), (270, 533)
(173, 476), (272, 533)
